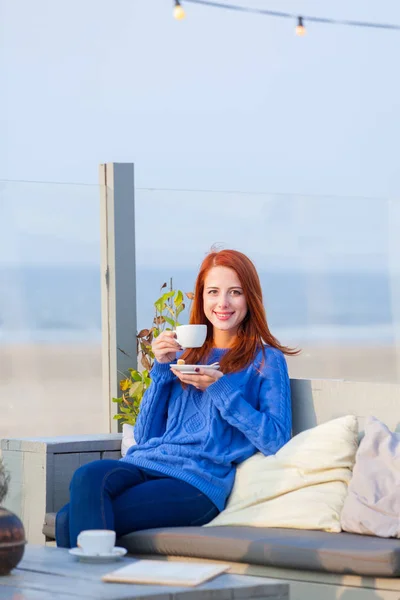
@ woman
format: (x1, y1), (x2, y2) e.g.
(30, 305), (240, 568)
(56, 249), (297, 548)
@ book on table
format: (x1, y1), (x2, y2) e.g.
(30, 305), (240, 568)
(102, 559), (230, 587)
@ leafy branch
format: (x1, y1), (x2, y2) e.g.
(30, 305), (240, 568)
(112, 280), (194, 426)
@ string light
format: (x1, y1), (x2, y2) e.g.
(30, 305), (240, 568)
(295, 16), (306, 37)
(177, 0), (400, 32)
(173, 0), (186, 20)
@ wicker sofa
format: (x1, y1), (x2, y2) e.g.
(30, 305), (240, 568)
(3, 377), (400, 600)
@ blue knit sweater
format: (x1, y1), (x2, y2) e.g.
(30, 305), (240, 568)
(122, 346), (292, 510)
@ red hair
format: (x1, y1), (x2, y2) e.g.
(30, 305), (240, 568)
(182, 249), (299, 373)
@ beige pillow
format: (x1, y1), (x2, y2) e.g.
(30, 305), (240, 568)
(206, 415), (358, 533)
(340, 416), (400, 538)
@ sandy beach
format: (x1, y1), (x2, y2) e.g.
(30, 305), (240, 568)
(0, 342), (399, 440)
(0, 343), (105, 440)
(286, 343), (400, 383)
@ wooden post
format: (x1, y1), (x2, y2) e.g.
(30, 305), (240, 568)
(99, 163), (137, 433)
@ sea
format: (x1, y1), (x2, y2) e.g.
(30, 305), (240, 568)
(0, 266), (398, 345)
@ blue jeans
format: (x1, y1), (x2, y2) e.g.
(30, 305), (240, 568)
(56, 460), (219, 548)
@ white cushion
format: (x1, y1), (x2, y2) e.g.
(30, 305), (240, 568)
(206, 415), (358, 533)
(340, 416), (400, 538)
(121, 424), (136, 458)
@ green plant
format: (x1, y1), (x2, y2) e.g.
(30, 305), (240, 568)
(113, 280), (194, 426)
(0, 459), (9, 505)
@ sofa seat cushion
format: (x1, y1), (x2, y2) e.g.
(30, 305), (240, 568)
(44, 513), (400, 577)
(43, 512), (56, 539)
(119, 525), (400, 577)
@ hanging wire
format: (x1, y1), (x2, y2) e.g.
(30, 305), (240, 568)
(178, 0), (400, 31)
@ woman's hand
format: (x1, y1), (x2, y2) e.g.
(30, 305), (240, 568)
(152, 331), (182, 364)
(170, 367), (223, 391)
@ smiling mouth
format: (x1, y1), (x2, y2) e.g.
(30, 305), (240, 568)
(213, 312), (234, 320)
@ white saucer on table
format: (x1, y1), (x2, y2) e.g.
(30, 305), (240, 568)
(170, 364), (220, 375)
(69, 547), (127, 563)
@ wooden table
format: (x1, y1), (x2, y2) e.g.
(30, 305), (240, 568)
(1, 545), (289, 600)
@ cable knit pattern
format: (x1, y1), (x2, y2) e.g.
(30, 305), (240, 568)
(122, 346), (292, 510)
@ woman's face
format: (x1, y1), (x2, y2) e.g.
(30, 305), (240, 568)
(203, 266), (248, 334)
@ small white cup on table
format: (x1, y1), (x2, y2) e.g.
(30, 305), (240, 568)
(77, 530), (116, 555)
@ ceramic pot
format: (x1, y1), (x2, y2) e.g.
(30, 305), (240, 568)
(0, 507), (26, 575)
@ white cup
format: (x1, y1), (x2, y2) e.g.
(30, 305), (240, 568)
(175, 324), (207, 348)
(77, 529), (116, 555)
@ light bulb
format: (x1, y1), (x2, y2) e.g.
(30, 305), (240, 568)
(296, 16), (306, 36)
(173, 0), (186, 20)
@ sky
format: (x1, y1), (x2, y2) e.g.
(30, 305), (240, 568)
(1, 0), (400, 269)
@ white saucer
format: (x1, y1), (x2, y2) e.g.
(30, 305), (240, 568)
(170, 364), (220, 374)
(69, 547), (127, 563)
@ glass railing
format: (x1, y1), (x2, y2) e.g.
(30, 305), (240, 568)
(2, 181), (399, 443)
(0, 180), (105, 439)
(135, 188), (400, 384)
